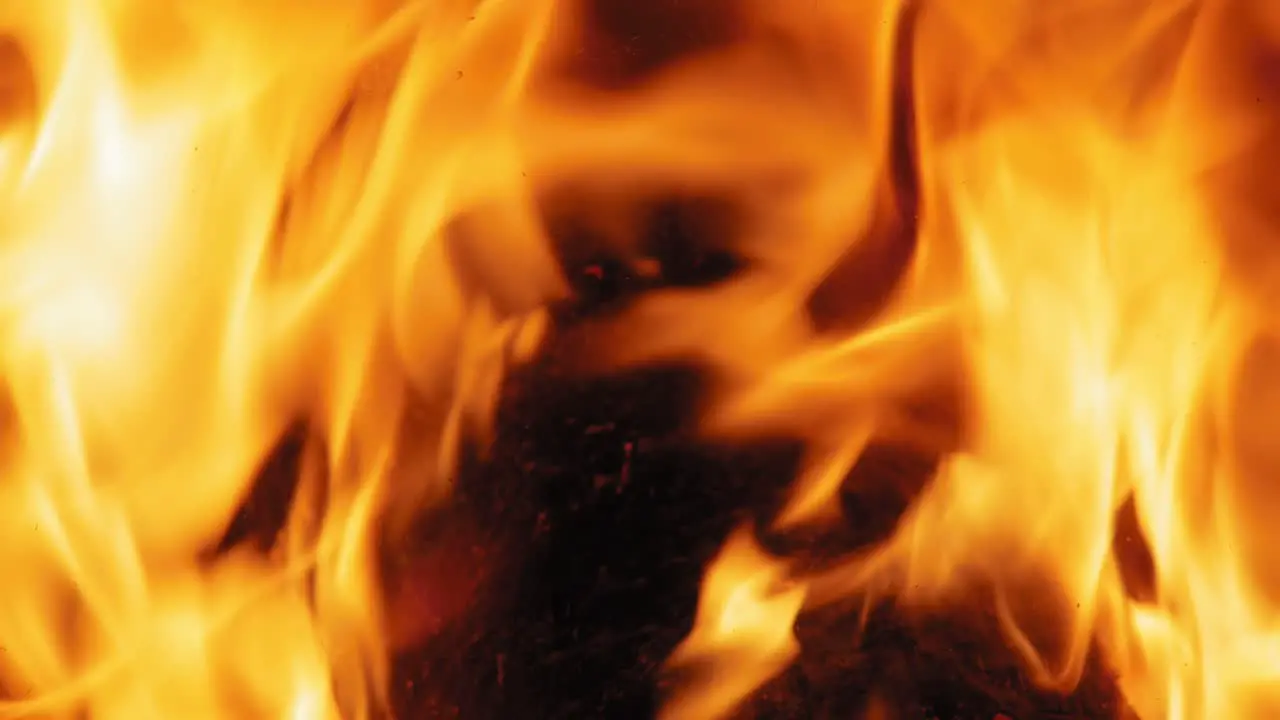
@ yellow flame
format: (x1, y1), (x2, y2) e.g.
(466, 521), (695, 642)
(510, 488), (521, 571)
(2, 1), (1279, 719)
(0, 1), (560, 717)
(661, 527), (805, 720)
(580, 2), (1280, 719)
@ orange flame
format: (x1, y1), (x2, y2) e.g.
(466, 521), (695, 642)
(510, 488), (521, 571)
(0, 0), (1277, 719)
(573, 2), (1280, 719)
(0, 1), (560, 717)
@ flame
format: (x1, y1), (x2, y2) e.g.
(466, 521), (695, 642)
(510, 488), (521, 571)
(0, 0), (1277, 718)
(0, 0), (561, 717)
(565, 1), (1280, 719)
(660, 528), (805, 720)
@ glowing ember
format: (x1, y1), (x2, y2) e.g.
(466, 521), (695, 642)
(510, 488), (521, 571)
(0, 1), (1274, 719)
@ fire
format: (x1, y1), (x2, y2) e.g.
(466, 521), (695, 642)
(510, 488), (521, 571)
(0, 0), (1274, 718)
(575, 1), (1280, 719)
(0, 1), (559, 717)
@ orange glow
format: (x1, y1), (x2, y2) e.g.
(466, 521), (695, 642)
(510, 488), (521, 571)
(0, 1), (559, 717)
(582, 2), (1280, 719)
(661, 528), (805, 720)
(0, 0), (1276, 719)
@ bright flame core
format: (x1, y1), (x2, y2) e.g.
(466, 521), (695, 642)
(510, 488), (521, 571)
(0, 0), (1276, 719)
